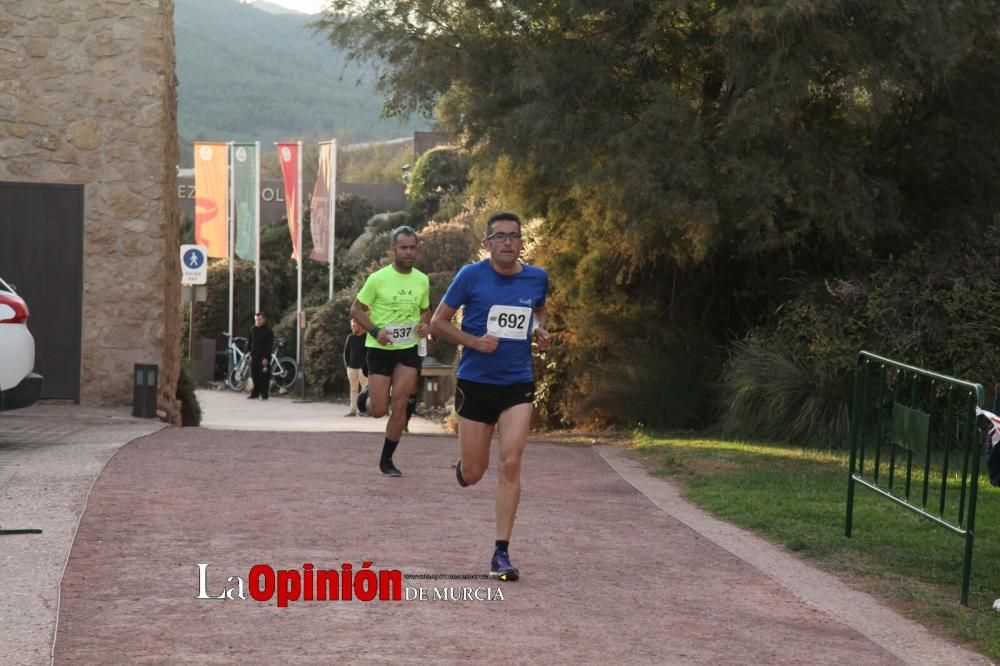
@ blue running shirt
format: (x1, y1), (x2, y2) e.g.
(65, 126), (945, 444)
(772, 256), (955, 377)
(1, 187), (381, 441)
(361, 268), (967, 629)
(442, 259), (549, 384)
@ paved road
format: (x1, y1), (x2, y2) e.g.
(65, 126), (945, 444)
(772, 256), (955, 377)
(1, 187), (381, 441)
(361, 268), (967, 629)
(0, 391), (990, 665)
(197, 388), (445, 434)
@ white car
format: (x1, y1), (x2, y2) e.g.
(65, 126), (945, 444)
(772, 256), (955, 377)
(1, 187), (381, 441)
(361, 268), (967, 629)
(0, 276), (42, 411)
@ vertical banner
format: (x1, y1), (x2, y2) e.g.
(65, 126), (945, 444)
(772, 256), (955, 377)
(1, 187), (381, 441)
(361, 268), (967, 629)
(309, 141), (334, 263)
(277, 141), (301, 260)
(232, 142), (259, 261)
(327, 140), (337, 299)
(193, 142), (229, 258)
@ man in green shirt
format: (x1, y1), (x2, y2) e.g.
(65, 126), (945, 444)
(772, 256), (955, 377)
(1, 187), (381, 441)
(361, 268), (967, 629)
(350, 226), (431, 476)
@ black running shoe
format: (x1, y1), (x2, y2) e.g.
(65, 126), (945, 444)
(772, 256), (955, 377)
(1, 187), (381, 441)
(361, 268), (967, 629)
(406, 395), (417, 422)
(380, 460), (402, 477)
(357, 386), (369, 414)
(456, 460), (469, 487)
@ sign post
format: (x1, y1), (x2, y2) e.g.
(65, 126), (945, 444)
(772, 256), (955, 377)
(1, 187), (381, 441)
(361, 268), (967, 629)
(180, 244), (208, 285)
(181, 244), (208, 360)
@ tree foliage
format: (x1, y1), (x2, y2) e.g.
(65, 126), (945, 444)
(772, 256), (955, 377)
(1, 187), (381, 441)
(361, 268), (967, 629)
(319, 0), (1000, 429)
(406, 146), (469, 221)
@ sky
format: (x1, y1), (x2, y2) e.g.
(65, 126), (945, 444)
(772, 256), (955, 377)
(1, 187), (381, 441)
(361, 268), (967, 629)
(264, 0), (325, 14)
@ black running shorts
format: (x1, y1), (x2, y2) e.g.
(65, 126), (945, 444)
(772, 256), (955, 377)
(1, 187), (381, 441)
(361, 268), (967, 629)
(366, 346), (421, 376)
(455, 379), (536, 425)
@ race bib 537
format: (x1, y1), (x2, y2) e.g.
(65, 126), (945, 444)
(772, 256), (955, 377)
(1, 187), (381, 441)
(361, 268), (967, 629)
(383, 322), (417, 345)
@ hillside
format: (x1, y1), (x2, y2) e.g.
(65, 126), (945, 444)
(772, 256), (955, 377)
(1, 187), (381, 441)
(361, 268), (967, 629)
(247, 0), (301, 15)
(174, 0), (429, 165)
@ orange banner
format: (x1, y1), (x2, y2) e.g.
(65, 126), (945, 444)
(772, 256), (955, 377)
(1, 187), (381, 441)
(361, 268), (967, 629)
(194, 142), (229, 258)
(277, 141), (300, 261)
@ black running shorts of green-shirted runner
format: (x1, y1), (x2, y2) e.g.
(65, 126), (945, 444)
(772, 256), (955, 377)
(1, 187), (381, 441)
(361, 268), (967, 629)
(365, 346), (421, 375)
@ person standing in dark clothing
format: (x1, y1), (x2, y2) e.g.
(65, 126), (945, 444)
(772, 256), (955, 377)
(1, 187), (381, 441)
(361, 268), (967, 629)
(248, 312), (274, 400)
(343, 318), (369, 416)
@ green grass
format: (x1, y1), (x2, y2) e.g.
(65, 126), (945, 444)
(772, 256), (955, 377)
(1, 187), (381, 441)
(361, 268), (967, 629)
(633, 433), (1000, 659)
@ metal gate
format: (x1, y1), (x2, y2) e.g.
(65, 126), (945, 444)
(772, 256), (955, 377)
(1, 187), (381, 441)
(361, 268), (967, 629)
(845, 351), (984, 604)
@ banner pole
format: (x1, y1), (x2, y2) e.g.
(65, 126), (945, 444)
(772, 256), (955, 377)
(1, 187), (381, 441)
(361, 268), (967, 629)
(296, 140), (304, 397)
(227, 142), (235, 355)
(254, 140), (261, 314)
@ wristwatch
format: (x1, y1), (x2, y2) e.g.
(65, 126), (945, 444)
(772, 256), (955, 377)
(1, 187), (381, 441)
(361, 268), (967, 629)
(369, 327), (380, 339)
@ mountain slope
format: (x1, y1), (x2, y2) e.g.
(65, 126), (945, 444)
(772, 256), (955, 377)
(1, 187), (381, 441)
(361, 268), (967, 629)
(174, 0), (427, 165)
(248, 0), (303, 15)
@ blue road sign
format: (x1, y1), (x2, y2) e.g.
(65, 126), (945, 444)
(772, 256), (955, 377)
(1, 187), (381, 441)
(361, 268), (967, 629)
(184, 248), (205, 269)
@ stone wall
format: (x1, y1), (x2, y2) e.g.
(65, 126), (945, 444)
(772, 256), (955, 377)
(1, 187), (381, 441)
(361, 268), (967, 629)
(0, 0), (181, 422)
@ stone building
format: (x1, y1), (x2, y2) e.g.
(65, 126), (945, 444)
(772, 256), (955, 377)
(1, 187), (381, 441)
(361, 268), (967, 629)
(0, 1), (181, 422)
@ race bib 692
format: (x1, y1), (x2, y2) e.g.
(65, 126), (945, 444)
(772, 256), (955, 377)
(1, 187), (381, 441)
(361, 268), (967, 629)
(486, 305), (532, 340)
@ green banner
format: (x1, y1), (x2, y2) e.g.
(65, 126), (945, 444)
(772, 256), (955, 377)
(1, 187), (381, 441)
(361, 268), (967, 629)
(232, 143), (258, 261)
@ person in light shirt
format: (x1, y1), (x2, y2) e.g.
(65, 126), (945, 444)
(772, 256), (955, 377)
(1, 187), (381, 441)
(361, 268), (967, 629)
(350, 226), (430, 477)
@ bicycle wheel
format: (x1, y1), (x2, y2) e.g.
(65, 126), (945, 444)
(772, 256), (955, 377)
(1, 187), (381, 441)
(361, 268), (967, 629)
(271, 357), (298, 390)
(226, 360), (250, 392)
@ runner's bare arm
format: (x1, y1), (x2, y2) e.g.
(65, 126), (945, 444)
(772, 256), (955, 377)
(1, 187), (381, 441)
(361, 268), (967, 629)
(418, 307), (431, 338)
(533, 306), (551, 352)
(430, 302), (499, 353)
(350, 299), (388, 345)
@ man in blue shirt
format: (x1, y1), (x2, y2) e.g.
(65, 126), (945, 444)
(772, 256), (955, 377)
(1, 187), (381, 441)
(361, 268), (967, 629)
(430, 211), (551, 581)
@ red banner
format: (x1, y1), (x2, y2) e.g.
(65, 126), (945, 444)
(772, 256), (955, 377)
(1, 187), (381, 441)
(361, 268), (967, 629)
(277, 141), (300, 260)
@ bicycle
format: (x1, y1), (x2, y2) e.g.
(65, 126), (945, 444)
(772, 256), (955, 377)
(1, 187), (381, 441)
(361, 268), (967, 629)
(268, 337), (298, 393)
(221, 334), (250, 392)
(223, 333), (297, 394)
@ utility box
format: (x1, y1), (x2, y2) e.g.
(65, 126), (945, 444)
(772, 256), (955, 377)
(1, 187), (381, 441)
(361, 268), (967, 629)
(419, 356), (454, 408)
(191, 338), (216, 386)
(132, 363), (158, 418)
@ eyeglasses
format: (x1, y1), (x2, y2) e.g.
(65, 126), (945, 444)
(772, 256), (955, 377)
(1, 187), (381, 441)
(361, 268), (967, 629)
(486, 232), (522, 243)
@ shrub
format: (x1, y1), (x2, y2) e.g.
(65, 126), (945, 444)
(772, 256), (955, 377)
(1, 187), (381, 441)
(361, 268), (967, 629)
(578, 331), (721, 431)
(335, 193), (374, 245)
(303, 291), (356, 396)
(415, 221), (478, 275)
(352, 231), (392, 282)
(719, 339), (851, 449)
(176, 361), (202, 427)
(721, 231), (1000, 448)
(272, 305), (321, 359)
(406, 146), (469, 222)
(370, 211), (410, 234)
(425, 270), (459, 363)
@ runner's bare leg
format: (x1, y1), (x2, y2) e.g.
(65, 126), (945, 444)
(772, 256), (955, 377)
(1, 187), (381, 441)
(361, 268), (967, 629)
(385, 364), (418, 441)
(457, 417), (494, 485)
(495, 403), (532, 540)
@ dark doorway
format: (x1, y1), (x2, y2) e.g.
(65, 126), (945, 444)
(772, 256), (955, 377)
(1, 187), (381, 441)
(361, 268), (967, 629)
(0, 181), (84, 402)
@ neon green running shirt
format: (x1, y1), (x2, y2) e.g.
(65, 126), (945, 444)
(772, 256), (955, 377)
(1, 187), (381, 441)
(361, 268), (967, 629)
(356, 264), (430, 349)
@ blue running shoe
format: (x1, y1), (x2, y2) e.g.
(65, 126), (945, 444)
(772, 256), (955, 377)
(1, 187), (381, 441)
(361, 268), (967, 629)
(357, 386), (369, 414)
(490, 551), (519, 582)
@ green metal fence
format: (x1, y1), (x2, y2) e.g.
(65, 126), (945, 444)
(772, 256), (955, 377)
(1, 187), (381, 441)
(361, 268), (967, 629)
(845, 351), (985, 605)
